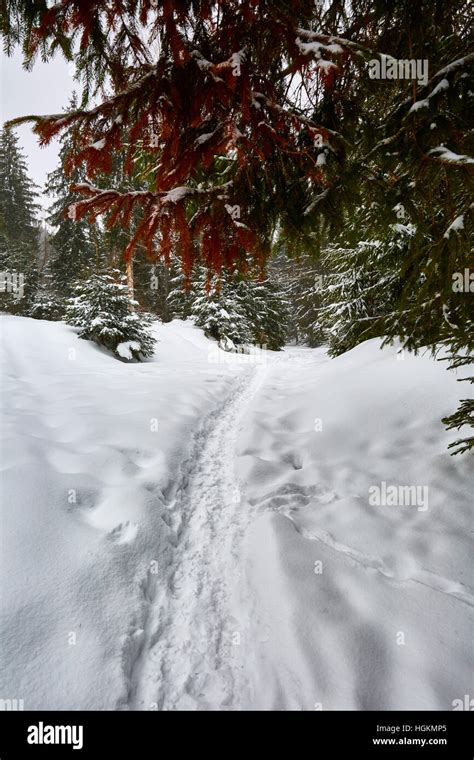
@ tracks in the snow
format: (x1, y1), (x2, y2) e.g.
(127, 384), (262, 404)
(293, 522), (474, 608)
(120, 363), (268, 711)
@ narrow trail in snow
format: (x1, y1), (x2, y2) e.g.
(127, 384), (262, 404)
(122, 362), (270, 711)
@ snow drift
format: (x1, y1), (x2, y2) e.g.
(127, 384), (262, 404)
(238, 341), (473, 710)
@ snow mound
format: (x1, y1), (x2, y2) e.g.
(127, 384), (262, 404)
(116, 340), (141, 360)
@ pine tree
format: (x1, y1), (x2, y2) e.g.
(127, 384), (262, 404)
(28, 285), (65, 321)
(442, 354), (474, 456)
(141, 261), (171, 321)
(66, 271), (156, 361)
(317, 228), (406, 356)
(28, 225), (66, 320)
(167, 260), (193, 321)
(0, 128), (40, 312)
(270, 250), (325, 347)
(45, 104), (95, 297)
(190, 271), (252, 350)
(168, 262), (288, 350)
(238, 277), (289, 351)
(440, 323), (474, 455)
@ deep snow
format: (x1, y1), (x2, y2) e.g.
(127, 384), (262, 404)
(0, 315), (472, 710)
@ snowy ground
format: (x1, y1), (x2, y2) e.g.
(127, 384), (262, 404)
(0, 315), (472, 710)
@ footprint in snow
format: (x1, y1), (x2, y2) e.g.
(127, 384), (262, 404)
(108, 521), (139, 544)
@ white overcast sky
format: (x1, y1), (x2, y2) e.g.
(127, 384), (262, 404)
(0, 49), (74, 217)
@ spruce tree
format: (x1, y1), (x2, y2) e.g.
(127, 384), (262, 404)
(0, 128), (40, 312)
(28, 285), (65, 321)
(28, 225), (66, 320)
(441, 352), (474, 456)
(271, 250), (325, 347)
(66, 271), (156, 361)
(238, 277), (289, 351)
(317, 223), (407, 356)
(45, 106), (95, 297)
(168, 263), (288, 350)
(167, 260), (193, 321)
(190, 271), (252, 350)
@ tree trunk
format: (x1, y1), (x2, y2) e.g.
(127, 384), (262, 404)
(126, 258), (134, 302)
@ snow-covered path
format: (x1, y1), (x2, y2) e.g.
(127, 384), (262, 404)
(123, 364), (269, 711)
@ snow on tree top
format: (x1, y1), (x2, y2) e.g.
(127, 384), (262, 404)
(408, 79), (449, 114)
(195, 132), (216, 146)
(428, 146), (474, 165)
(161, 187), (192, 204)
(296, 38), (343, 57)
(317, 59), (338, 72)
(444, 214), (465, 239)
(436, 55), (473, 76)
(391, 223), (415, 236)
(430, 78), (450, 96)
(89, 138), (107, 151)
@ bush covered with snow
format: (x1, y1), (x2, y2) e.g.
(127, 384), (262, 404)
(28, 290), (65, 321)
(66, 271), (156, 361)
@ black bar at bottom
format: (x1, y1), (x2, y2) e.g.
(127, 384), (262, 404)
(0, 710), (472, 757)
